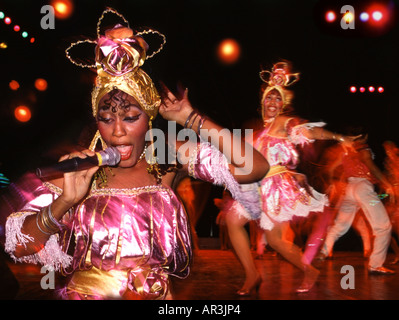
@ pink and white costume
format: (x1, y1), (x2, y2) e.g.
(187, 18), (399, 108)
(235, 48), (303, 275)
(231, 117), (328, 230)
(4, 141), (255, 299)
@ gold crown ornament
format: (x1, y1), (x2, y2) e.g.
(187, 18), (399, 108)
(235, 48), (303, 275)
(65, 7), (166, 151)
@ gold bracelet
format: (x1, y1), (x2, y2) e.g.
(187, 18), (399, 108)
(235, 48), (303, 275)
(40, 206), (59, 234)
(36, 212), (52, 235)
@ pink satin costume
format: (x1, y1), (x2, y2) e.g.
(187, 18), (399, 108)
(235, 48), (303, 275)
(233, 117), (328, 230)
(5, 141), (251, 299)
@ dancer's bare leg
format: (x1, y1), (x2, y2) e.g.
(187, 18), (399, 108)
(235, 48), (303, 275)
(265, 222), (319, 292)
(226, 212), (261, 294)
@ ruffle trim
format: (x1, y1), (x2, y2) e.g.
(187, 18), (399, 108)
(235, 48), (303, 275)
(289, 122), (326, 146)
(189, 140), (262, 219)
(258, 188), (328, 230)
(5, 211), (72, 272)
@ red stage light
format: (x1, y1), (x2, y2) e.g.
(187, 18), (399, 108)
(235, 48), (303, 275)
(378, 86), (384, 93)
(50, 0), (74, 19)
(4, 17), (11, 24)
(359, 87), (366, 93)
(34, 78), (48, 91)
(372, 11), (383, 21)
(14, 106), (31, 122)
(30, 37), (35, 44)
(217, 38), (241, 64)
(369, 86), (375, 92)
(350, 86), (357, 93)
(367, 3), (390, 27)
(325, 11), (336, 22)
(13, 25), (20, 32)
(9, 80), (20, 90)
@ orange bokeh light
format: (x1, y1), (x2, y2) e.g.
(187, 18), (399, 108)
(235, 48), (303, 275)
(217, 38), (241, 64)
(50, 0), (74, 19)
(34, 78), (48, 91)
(9, 80), (20, 90)
(14, 105), (31, 122)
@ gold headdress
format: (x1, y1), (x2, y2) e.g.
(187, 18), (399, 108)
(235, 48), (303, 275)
(65, 8), (166, 151)
(259, 61), (299, 118)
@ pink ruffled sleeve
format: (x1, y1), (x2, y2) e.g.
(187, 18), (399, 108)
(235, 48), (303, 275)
(4, 174), (72, 271)
(286, 117), (326, 146)
(188, 140), (262, 219)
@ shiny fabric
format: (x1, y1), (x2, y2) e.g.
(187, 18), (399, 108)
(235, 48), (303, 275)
(5, 178), (191, 299)
(96, 25), (147, 77)
(5, 140), (252, 299)
(252, 118), (328, 230)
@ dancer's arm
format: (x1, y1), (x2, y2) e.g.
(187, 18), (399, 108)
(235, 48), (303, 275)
(159, 86), (269, 183)
(360, 149), (395, 203)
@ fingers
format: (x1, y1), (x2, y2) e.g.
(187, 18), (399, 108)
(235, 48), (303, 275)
(59, 149), (95, 162)
(159, 81), (189, 105)
(183, 87), (189, 100)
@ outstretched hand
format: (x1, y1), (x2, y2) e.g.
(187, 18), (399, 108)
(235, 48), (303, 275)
(159, 83), (194, 126)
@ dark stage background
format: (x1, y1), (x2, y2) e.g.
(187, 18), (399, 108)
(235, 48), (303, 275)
(1, 0), (399, 238)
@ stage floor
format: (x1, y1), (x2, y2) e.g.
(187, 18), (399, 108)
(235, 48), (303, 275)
(3, 248), (399, 300)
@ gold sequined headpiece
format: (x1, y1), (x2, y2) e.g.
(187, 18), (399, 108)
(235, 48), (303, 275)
(259, 61), (299, 116)
(65, 8), (166, 150)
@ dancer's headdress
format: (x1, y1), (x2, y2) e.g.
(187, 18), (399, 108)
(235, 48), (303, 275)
(65, 8), (166, 151)
(259, 61), (299, 118)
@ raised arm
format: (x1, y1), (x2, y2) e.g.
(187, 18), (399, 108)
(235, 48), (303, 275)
(159, 85), (269, 184)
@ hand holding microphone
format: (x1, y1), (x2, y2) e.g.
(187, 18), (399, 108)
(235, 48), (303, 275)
(36, 147), (121, 179)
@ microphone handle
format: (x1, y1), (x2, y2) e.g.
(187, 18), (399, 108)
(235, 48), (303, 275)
(36, 154), (100, 179)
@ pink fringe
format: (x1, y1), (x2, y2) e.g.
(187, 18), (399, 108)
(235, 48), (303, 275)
(190, 141), (262, 219)
(5, 211), (72, 272)
(289, 122), (326, 146)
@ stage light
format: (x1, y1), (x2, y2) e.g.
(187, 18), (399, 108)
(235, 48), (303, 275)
(343, 11), (355, 24)
(21, 31), (28, 38)
(368, 86), (375, 92)
(378, 86), (384, 93)
(14, 106), (31, 122)
(34, 78), (48, 91)
(4, 17), (11, 24)
(325, 11), (336, 22)
(217, 38), (241, 64)
(0, 12), (4, 19)
(360, 12), (369, 22)
(9, 80), (20, 90)
(359, 87), (366, 93)
(350, 86), (357, 93)
(366, 3), (390, 28)
(13, 25), (20, 32)
(372, 11), (383, 21)
(30, 37), (35, 44)
(0, 42), (7, 49)
(50, 0), (74, 19)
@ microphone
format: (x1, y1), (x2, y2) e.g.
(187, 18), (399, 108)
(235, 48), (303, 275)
(36, 147), (121, 178)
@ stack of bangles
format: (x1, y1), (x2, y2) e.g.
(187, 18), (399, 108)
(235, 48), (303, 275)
(184, 110), (207, 135)
(36, 204), (65, 235)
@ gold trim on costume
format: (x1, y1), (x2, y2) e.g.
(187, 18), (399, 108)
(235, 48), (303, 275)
(265, 165), (291, 178)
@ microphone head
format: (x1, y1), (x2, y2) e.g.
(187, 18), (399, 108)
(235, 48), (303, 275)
(99, 147), (121, 166)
